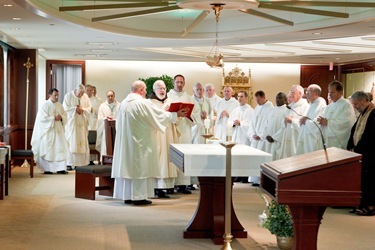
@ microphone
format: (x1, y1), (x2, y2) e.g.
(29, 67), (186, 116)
(286, 105), (327, 152)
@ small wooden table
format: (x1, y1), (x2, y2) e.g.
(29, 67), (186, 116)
(170, 144), (272, 244)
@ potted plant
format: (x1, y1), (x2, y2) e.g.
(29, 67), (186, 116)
(259, 193), (294, 250)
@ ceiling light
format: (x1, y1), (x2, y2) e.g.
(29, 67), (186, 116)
(87, 42), (118, 46)
(3, 4), (13, 7)
(313, 32), (323, 35)
(12, 17), (22, 21)
(90, 49), (116, 52)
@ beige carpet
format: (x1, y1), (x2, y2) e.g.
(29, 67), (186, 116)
(1, 167), (375, 250)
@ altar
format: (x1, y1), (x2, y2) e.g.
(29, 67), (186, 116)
(170, 144), (272, 244)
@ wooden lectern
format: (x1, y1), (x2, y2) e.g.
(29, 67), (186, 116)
(260, 147), (362, 250)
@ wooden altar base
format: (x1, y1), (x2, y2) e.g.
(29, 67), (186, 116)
(183, 176), (247, 245)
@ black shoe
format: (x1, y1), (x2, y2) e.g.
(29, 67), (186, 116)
(44, 171), (53, 174)
(67, 166), (73, 171)
(124, 200), (133, 204)
(57, 170), (68, 174)
(252, 183), (260, 187)
(176, 187), (192, 194)
(133, 199), (152, 206)
(155, 190), (170, 199)
(89, 161), (95, 165)
(187, 185), (196, 190)
(234, 177), (243, 182)
(166, 188), (174, 194)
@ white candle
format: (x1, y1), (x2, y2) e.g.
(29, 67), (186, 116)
(226, 123), (232, 136)
(204, 119), (210, 129)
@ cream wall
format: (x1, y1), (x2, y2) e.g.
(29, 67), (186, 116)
(85, 60), (300, 107)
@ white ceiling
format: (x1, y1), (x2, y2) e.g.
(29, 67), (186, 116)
(2, 0), (375, 64)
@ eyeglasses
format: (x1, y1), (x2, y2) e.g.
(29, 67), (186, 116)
(237, 95), (245, 98)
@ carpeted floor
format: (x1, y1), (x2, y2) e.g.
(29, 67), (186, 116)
(1, 167), (375, 250)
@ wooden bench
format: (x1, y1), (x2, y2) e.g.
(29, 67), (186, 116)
(75, 164), (113, 200)
(11, 150), (34, 178)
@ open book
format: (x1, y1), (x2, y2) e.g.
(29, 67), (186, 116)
(168, 102), (194, 122)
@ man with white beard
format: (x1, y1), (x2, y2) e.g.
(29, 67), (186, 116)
(317, 80), (356, 149)
(265, 92), (289, 161)
(167, 74), (200, 194)
(214, 86), (239, 141)
(191, 82), (213, 144)
(149, 80), (180, 198)
(279, 85), (309, 159)
(95, 90), (120, 157)
(112, 80), (187, 205)
(63, 84), (92, 169)
(31, 88), (69, 174)
(296, 84), (327, 155)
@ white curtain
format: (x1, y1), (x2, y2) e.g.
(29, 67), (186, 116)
(53, 64), (82, 103)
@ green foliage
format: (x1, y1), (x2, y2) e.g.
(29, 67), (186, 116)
(263, 200), (294, 238)
(139, 75), (174, 97)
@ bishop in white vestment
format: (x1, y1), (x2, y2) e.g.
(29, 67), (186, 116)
(112, 80), (183, 205)
(63, 84), (92, 167)
(279, 85), (309, 159)
(296, 84), (327, 155)
(31, 88), (69, 174)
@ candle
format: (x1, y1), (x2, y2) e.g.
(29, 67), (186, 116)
(226, 123), (233, 136)
(204, 118), (210, 129)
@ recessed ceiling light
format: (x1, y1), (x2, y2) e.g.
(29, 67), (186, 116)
(90, 49), (116, 52)
(12, 17), (22, 21)
(313, 32), (323, 35)
(87, 42), (118, 46)
(3, 4), (13, 7)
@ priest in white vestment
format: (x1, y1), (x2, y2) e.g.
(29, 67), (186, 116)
(247, 90), (274, 152)
(112, 80), (186, 205)
(246, 90), (274, 185)
(214, 86), (239, 141)
(296, 84), (327, 155)
(149, 80), (179, 198)
(85, 84), (103, 130)
(95, 90), (120, 157)
(63, 84), (92, 168)
(191, 82), (213, 144)
(266, 92), (289, 161)
(228, 91), (254, 145)
(279, 85), (309, 159)
(31, 88), (69, 174)
(167, 74), (201, 194)
(204, 83), (222, 114)
(317, 80), (356, 149)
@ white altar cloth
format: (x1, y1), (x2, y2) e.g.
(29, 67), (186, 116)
(170, 144), (272, 177)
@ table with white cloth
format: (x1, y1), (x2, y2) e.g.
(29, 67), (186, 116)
(170, 144), (272, 245)
(0, 146), (10, 200)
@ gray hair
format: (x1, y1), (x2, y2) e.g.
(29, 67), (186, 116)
(308, 84), (322, 96)
(153, 80), (165, 90)
(204, 83), (215, 89)
(193, 82), (202, 91)
(291, 84), (304, 95)
(351, 91), (370, 102)
(75, 84), (85, 92)
(131, 80), (146, 93)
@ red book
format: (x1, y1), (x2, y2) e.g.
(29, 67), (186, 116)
(168, 102), (194, 122)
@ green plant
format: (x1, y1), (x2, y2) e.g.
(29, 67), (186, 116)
(263, 200), (294, 238)
(139, 75), (174, 97)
